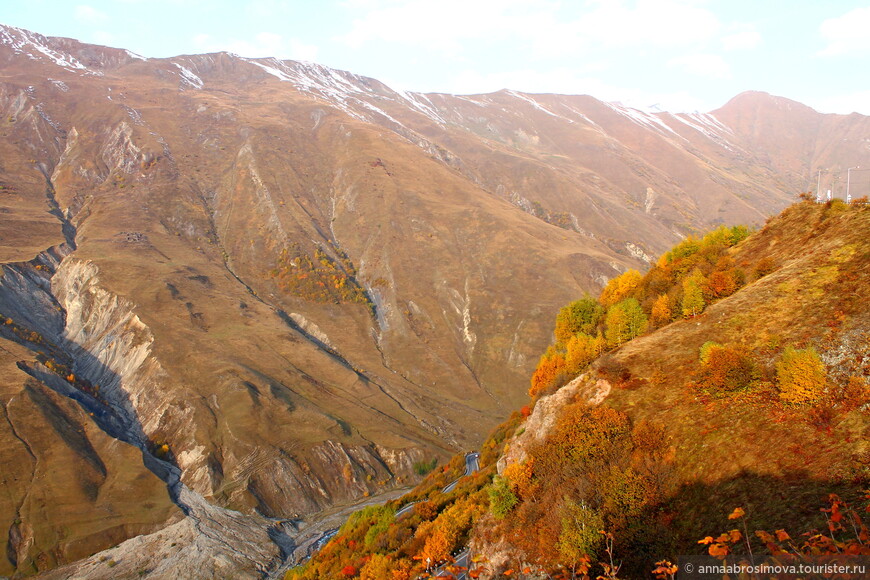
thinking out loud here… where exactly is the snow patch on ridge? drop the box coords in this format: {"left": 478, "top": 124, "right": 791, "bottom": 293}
{"left": 393, "top": 89, "right": 446, "bottom": 124}
{"left": 244, "top": 58, "right": 368, "bottom": 122}
{"left": 242, "top": 57, "right": 448, "bottom": 127}
{"left": 562, "top": 105, "right": 603, "bottom": 129}
{"left": 0, "top": 24, "right": 92, "bottom": 73}
{"left": 605, "top": 101, "right": 681, "bottom": 138}
{"left": 173, "top": 62, "right": 203, "bottom": 89}
{"left": 667, "top": 112, "right": 736, "bottom": 150}
{"left": 506, "top": 90, "right": 572, "bottom": 122}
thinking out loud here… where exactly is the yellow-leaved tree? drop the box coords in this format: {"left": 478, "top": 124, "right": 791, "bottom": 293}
{"left": 776, "top": 346, "right": 827, "bottom": 404}
{"left": 599, "top": 269, "right": 642, "bottom": 307}
{"left": 359, "top": 554, "right": 394, "bottom": 580}
{"left": 604, "top": 298, "right": 647, "bottom": 347}
{"left": 565, "top": 332, "right": 605, "bottom": 374}
{"left": 681, "top": 272, "right": 706, "bottom": 318}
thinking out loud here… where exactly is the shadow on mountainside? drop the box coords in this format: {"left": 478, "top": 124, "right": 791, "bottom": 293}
{"left": 616, "top": 471, "right": 865, "bottom": 578}
{"left": 0, "top": 249, "right": 184, "bottom": 505}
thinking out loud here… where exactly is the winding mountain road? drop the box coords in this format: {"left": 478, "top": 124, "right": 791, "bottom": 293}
{"left": 397, "top": 452, "right": 481, "bottom": 518}
{"left": 442, "top": 452, "right": 480, "bottom": 494}
{"left": 432, "top": 548, "right": 472, "bottom": 579}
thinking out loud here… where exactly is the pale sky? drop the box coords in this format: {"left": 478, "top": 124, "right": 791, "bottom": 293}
{"left": 4, "top": 0, "right": 870, "bottom": 114}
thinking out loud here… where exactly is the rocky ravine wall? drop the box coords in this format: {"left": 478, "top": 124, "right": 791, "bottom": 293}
{"left": 51, "top": 255, "right": 427, "bottom": 515}
{"left": 0, "top": 246, "right": 174, "bottom": 574}
{"left": 0, "top": 248, "right": 424, "bottom": 576}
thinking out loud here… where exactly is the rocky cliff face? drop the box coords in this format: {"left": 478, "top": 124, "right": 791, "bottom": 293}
{"left": 495, "top": 372, "right": 612, "bottom": 475}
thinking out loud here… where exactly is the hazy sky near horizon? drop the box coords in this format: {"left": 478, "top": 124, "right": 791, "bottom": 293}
{"left": 4, "top": 0, "right": 870, "bottom": 114}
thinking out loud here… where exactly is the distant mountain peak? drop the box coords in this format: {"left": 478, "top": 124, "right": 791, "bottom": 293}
{"left": 718, "top": 90, "right": 821, "bottom": 115}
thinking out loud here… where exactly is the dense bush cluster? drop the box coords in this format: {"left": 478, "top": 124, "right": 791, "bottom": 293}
{"left": 478, "top": 405, "right": 673, "bottom": 576}
{"left": 531, "top": 225, "right": 754, "bottom": 397}
{"left": 694, "top": 343, "right": 760, "bottom": 396}
{"left": 269, "top": 243, "right": 372, "bottom": 305}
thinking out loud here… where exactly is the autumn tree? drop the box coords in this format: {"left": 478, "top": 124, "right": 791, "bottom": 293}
{"left": 604, "top": 298, "right": 647, "bottom": 347}
{"left": 504, "top": 460, "right": 538, "bottom": 501}
{"left": 726, "top": 224, "right": 750, "bottom": 245}
{"left": 415, "top": 496, "right": 482, "bottom": 567}
{"left": 705, "top": 269, "right": 738, "bottom": 299}
{"left": 418, "top": 524, "right": 451, "bottom": 564}
{"left": 565, "top": 332, "right": 605, "bottom": 374}
{"left": 599, "top": 269, "right": 643, "bottom": 307}
{"left": 650, "top": 294, "right": 672, "bottom": 327}
{"left": 529, "top": 351, "right": 568, "bottom": 397}
{"left": 363, "top": 506, "right": 395, "bottom": 547}
{"left": 776, "top": 346, "right": 827, "bottom": 404}
{"left": 557, "top": 499, "right": 604, "bottom": 568}
{"left": 664, "top": 237, "right": 700, "bottom": 263}
{"left": 359, "top": 555, "right": 393, "bottom": 580}
{"left": 696, "top": 344, "right": 759, "bottom": 395}
{"left": 488, "top": 475, "right": 518, "bottom": 519}
{"left": 554, "top": 297, "right": 604, "bottom": 344}
{"left": 680, "top": 273, "right": 706, "bottom": 317}
{"left": 661, "top": 237, "right": 702, "bottom": 278}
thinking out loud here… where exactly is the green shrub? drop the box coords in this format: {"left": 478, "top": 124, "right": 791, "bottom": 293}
{"left": 412, "top": 458, "right": 438, "bottom": 476}
{"left": 488, "top": 475, "right": 518, "bottom": 519}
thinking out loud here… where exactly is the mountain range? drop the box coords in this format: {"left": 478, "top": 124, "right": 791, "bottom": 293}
{"left": 0, "top": 23, "right": 869, "bottom": 577}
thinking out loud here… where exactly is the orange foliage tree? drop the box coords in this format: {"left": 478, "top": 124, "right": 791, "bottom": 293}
{"left": 705, "top": 269, "right": 738, "bottom": 299}
{"left": 650, "top": 294, "right": 672, "bottom": 327}
{"left": 694, "top": 344, "right": 759, "bottom": 395}
{"left": 529, "top": 351, "right": 568, "bottom": 397}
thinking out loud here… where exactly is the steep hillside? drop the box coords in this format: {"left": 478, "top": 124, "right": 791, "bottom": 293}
{"left": 290, "top": 200, "right": 869, "bottom": 579}
{"left": 2, "top": 22, "right": 870, "bottom": 577}
{"left": 476, "top": 199, "right": 870, "bottom": 577}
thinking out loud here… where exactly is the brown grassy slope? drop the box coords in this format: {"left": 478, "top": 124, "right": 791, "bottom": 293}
{"left": 295, "top": 202, "right": 869, "bottom": 578}
{"left": 589, "top": 200, "right": 869, "bottom": 549}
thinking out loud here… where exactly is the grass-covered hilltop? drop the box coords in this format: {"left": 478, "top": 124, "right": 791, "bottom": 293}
{"left": 288, "top": 197, "right": 870, "bottom": 579}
